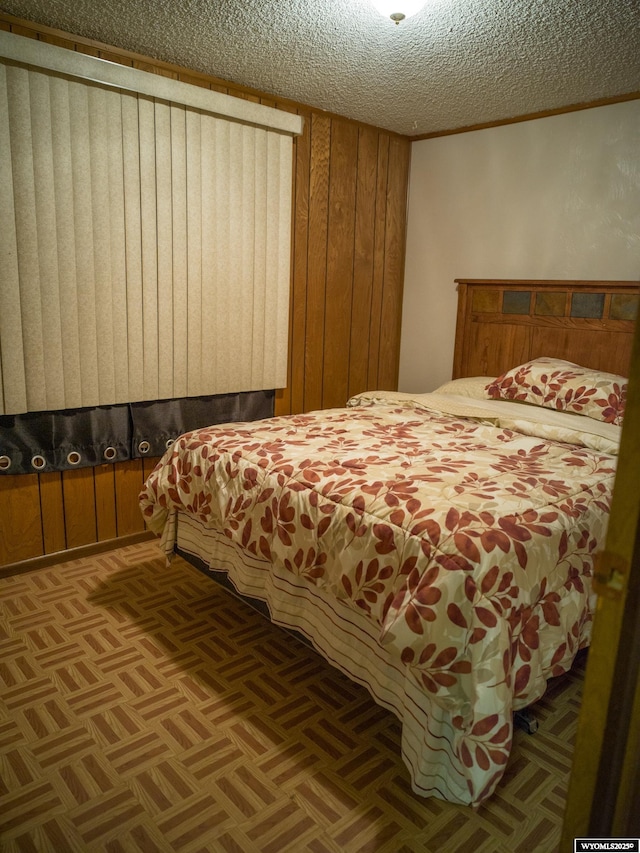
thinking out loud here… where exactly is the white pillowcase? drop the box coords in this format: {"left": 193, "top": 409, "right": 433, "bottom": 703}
{"left": 433, "top": 376, "right": 495, "bottom": 400}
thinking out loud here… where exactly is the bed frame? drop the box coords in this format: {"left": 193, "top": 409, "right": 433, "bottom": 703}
{"left": 454, "top": 279, "right": 638, "bottom": 379}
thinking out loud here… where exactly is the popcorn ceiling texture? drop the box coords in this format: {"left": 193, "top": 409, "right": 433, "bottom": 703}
{"left": 2, "top": 0, "right": 639, "bottom": 135}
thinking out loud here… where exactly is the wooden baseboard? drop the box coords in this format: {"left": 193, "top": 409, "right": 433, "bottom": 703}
{"left": 0, "top": 530, "right": 158, "bottom": 578}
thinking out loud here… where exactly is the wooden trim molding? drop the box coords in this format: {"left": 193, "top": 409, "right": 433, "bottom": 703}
{"left": 411, "top": 91, "right": 640, "bottom": 141}
{"left": 0, "top": 530, "right": 158, "bottom": 578}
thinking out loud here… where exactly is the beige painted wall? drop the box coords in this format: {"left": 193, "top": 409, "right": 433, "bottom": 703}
{"left": 399, "top": 100, "right": 640, "bottom": 393}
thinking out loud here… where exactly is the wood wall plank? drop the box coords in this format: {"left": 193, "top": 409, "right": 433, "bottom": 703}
{"left": 0, "top": 14, "right": 411, "bottom": 569}
{"left": 115, "top": 460, "right": 146, "bottom": 536}
{"left": 143, "top": 457, "right": 161, "bottom": 480}
{"left": 378, "top": 135, "right": 411, "bottom": 389}
{"left": 0, "top": 474, "right": 43, "bottom": 564}
{"left": 286, "top": 109, "right": 311, "bottom": 417}
{"left": 94, "top": 464, "right": 118, "bottom": 542}
{"left": 305, "top": 112, "right": 332, "bottom": 413}
{"left": 368, "top": 134, "right": 391, "bottom": 391}
{"left": 0, "top": 458, "right": 160, "bottom": 567}
{"left": 39, "top": 472, "right": 66, "bottom": 554}
{"left": 323, "top": 119, "right": 358, "bottom": 409}
{"left": 61, "top": 468, "right": 97, "bottom": 549}
{"left": 349, "top": 126, "right": 378, "bottom": 399}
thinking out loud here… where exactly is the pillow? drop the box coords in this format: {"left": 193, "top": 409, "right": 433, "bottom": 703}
{"left": 485, "top": 357, "right": 627, "bottom": 425}
{"left": 434, "top": 376, "right": 495, "bottom": 399}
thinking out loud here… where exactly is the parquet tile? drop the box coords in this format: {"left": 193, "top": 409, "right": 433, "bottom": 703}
{"left": 0, "top": 541, "right": 586, "bottom": 851}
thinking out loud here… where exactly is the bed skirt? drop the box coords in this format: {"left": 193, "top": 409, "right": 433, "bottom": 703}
{"left": 171, "top": 510, "right": 496, "bottom": 806}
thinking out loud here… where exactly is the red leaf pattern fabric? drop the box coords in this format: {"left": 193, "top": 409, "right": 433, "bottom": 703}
{"left": 140, "top": 397, "right": 617, "bottom": 803}
{"left": 486, "top": 357, "right": 627, "bottom": 425}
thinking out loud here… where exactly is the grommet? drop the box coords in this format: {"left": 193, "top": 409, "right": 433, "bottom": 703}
{"left": 103, "top": 446, "right": 117, "bottom": 461}
{"left": 165, "top": 438, "right": 174, "bottom": 449}
{"left": 31, "top": 454, "right": 46, "bottom": 470}
{"left": 138, "top": 440, "right": 150, "bottom": 455}
{"left": 0, "top": 455, "right": 11, "bottom": 471}
{"left": 67, "top": 451, "right": 81, "bottom": 466}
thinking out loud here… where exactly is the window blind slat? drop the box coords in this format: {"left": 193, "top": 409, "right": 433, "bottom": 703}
{"left": 214, "top": 119, "right": 232, "bottom": 392}
{"left": 8, "top": 65, "right": 47, "bottom": 412}
{"left": 0, "top": 64, "right": 26, "bottom": 414}
{"left": 31, "top": 72, "right": 66, "bottom": 410}
{"left": 264, "top": 131, "right": 281, "bottom": 386}
{"left": 138, "top": 95, "right": 159, "bottom": 402}
{"left": 69, "top": 79, "right": 100, "bottom": 407}
{"left": 200, "top": 114, "right": 217, "bottom": 389}
{"left": 171, "top": 102, "right": 188, "bottom": 399}
{"left": 89, "top": 86, "right": 117, "bottom": 404}
{"left": 155, "top": 99, "right": 174, "bottom": 400}
{"left": 276, "top": 133, "right": 294, "bottom": 388}
{"left": 121, "top": 93, "right": 144, "bottom": 402}
{"left": 240, "top": 124, "right": 256, "bottom": 390}
{"left": 186, "top": 110, "right": 203, "bottom": 398}
{"left": 51, "top": 75, "right": 82, "bottom": 409}
{"left": 106, "top": 88, "right": 129, "bottom": 403}
{"left": 252, "top": 129, "right": 268, "bottom": 388}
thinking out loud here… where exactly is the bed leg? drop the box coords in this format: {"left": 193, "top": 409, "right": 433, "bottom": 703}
{"left": 514, "top": 708, "right": 538, "bottom": 734}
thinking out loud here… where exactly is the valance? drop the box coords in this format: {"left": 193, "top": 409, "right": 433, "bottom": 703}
{"left": 0, "top": 31, "right": 303, "bottom": 136}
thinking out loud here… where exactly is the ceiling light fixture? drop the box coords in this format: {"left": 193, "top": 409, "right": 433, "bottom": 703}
{"left": 370, "top": 0, "right": 425, "bottom": 24}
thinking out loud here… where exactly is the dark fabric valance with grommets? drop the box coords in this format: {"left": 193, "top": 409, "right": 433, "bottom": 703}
{"left": 0, "top": 391, "right": 274, "bottom": 475}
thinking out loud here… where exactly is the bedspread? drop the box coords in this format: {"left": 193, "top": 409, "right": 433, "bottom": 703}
{"left": 140, "top": 394, "right": 618, "bottom": 803}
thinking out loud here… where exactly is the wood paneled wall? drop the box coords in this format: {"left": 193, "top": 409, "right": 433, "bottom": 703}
{"left": 0, "top": 460, "right": 159, "bottom": 569}
{"left": 0, "top": 14, "right": 411, "bottom": 568}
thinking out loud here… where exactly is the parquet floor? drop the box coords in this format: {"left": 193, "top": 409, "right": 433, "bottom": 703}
{"left": 0, "top": 541, "right": 584, "bottom": 852}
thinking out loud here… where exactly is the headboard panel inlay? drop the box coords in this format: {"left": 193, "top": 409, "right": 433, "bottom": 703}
{"left": 453, "top": 279, "right": 639, "bottom": 380}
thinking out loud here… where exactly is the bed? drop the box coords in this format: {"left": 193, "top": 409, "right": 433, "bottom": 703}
{"left": 139, "top": 279, "right": 638, "bottom": 806}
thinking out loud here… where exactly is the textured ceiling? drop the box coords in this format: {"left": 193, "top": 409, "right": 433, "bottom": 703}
{"left": 2, "top": 0, "right": 640, "bottom": 136}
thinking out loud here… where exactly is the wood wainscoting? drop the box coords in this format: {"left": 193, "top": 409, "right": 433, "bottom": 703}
{"left": 0, "top": 459, "right": 161, "bottom": 568}
{"left": 0, "top": 14, "right": 411, "bottom": 569}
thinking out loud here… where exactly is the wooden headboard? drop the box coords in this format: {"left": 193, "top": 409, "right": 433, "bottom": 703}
{"left": 453, "top": 279, "right": 639, "bottom": 379}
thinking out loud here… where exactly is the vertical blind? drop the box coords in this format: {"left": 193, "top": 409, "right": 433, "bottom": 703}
{"left": 0, "top": 32, "right": 302, "bottom": 416}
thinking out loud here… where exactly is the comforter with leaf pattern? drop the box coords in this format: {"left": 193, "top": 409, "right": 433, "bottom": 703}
{"left": 140, "top": 392, "right": 618, "bottom": 803}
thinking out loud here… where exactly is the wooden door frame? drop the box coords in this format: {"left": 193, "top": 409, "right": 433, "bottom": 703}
{"left": 561, "top": 314, "right": 640, "bottom": 841}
